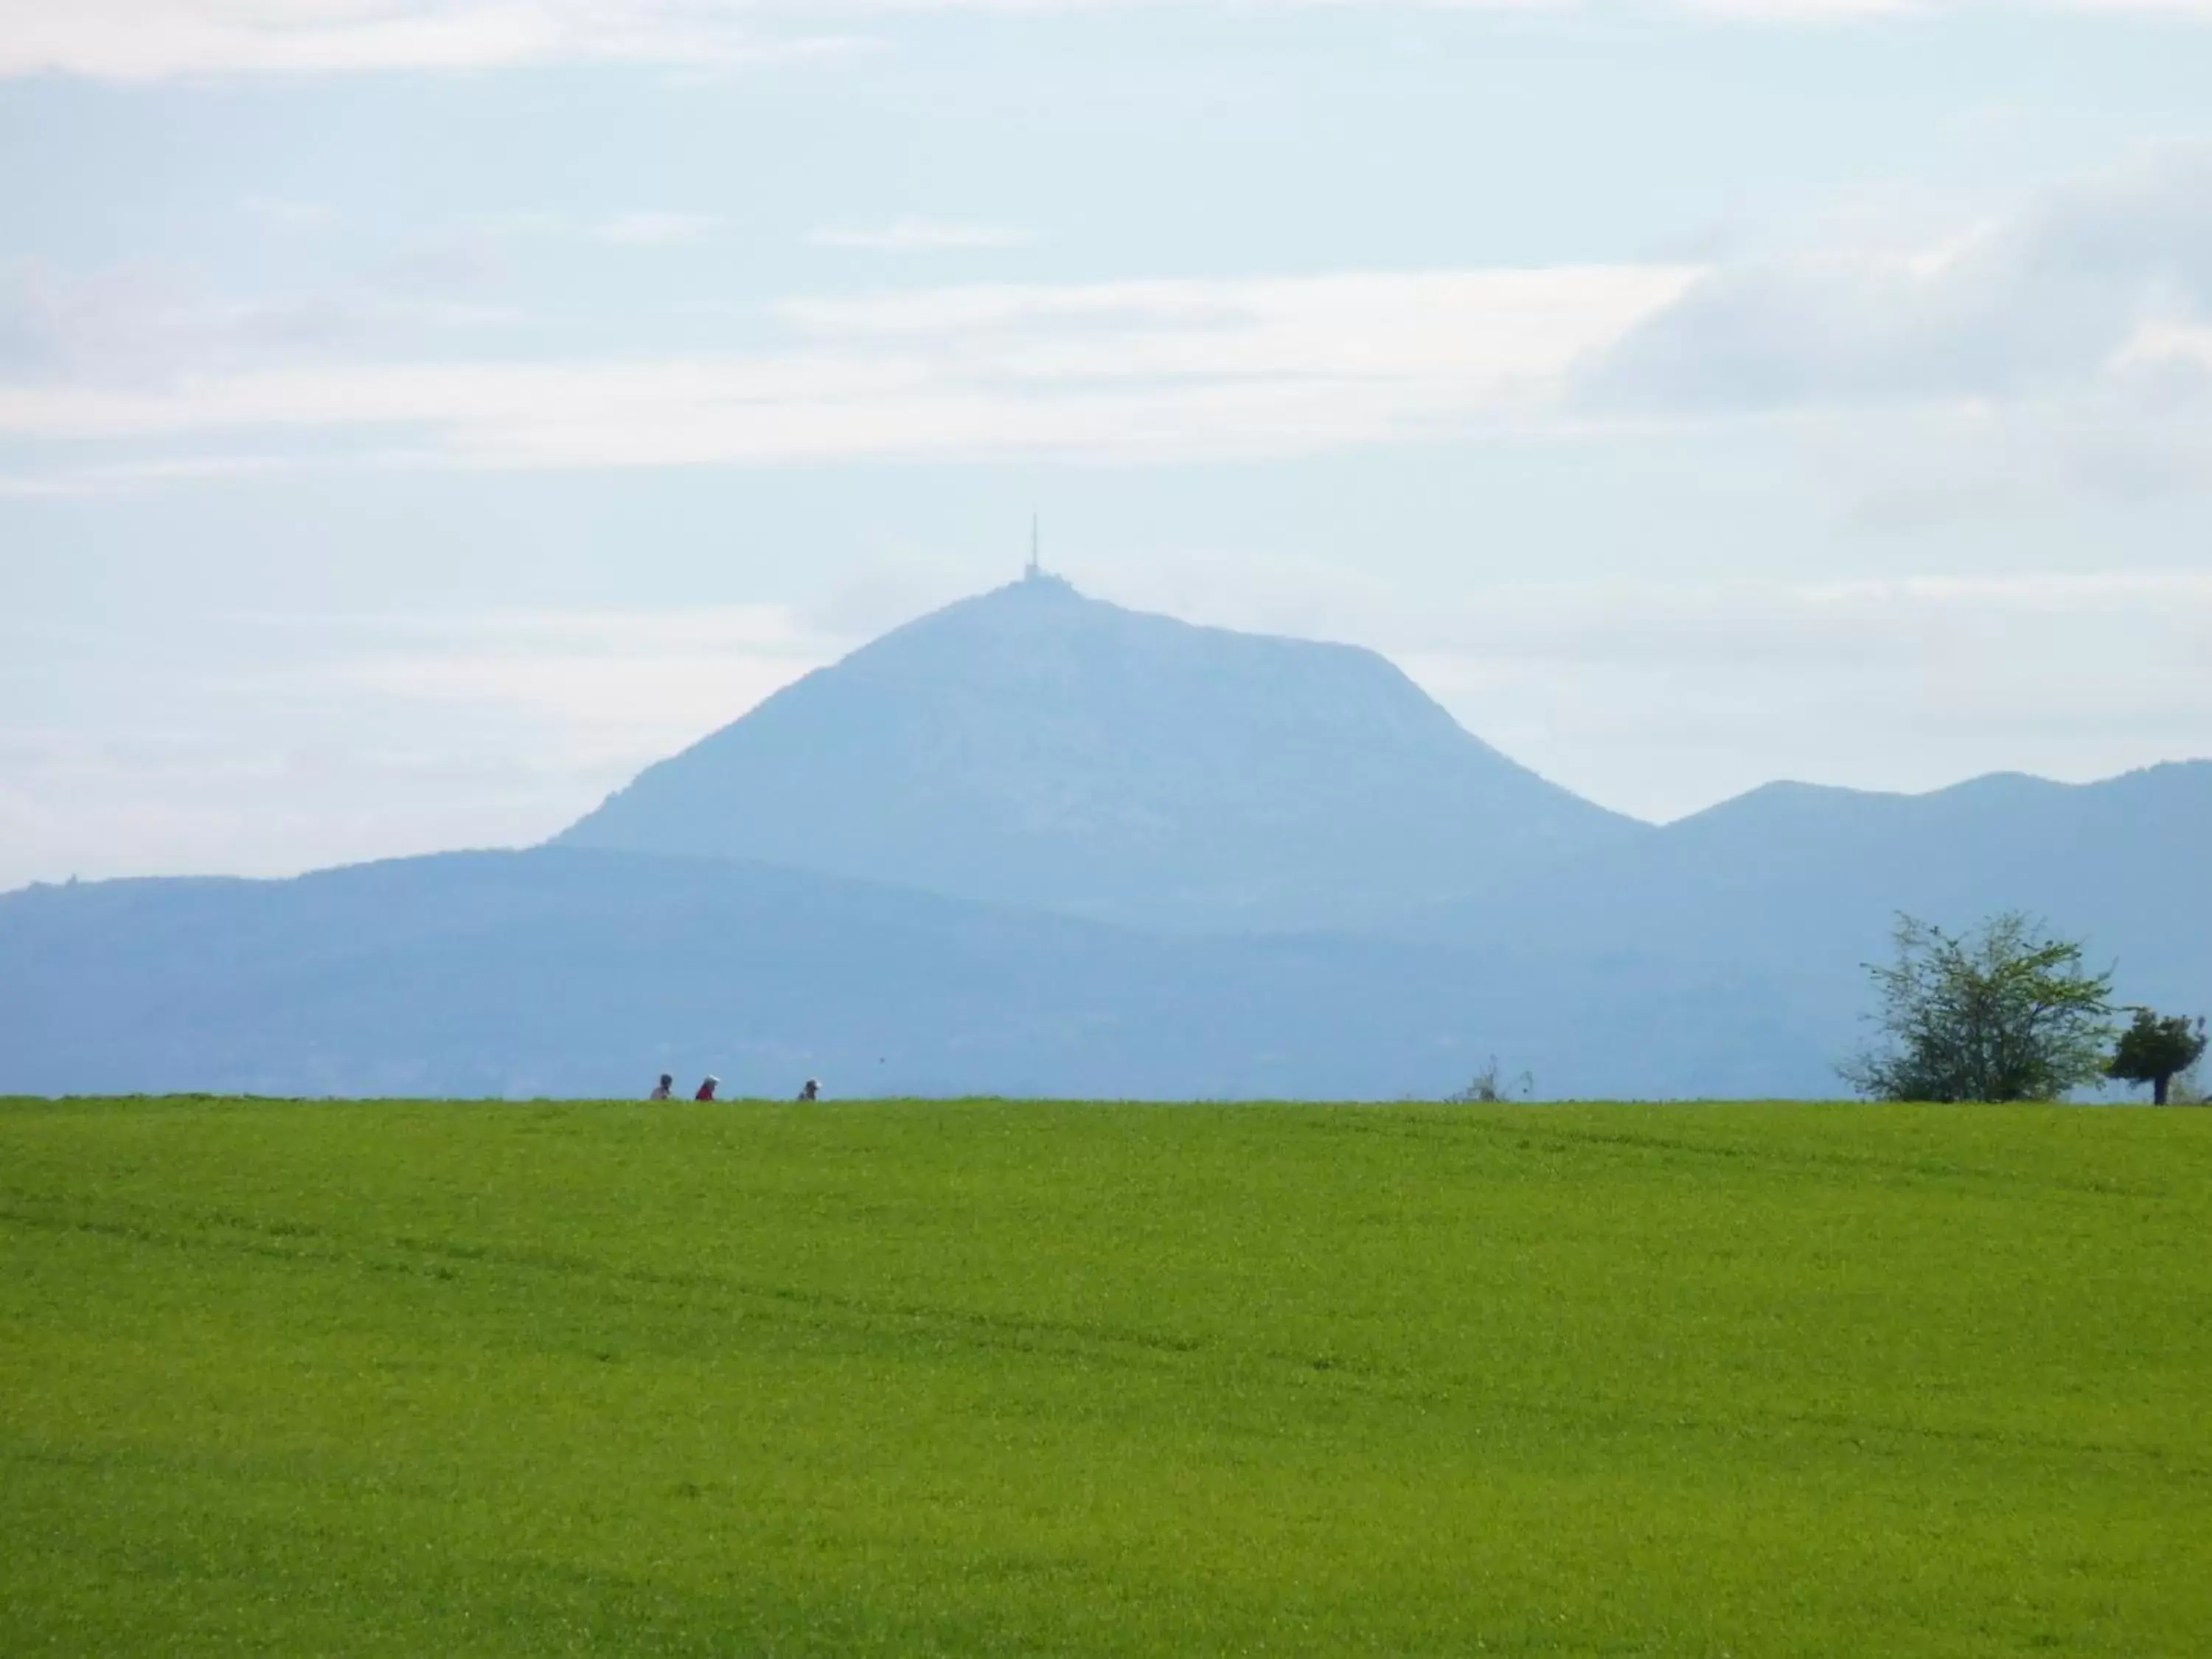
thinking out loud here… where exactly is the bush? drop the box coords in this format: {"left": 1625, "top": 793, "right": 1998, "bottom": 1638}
{"left": 1840, "top": 912, "right": 2115, "bottom": 1103}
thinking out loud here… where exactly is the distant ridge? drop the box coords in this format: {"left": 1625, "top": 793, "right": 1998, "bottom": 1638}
{"left": 8, "top": 754, "right": 2203, "bottom": 1099}
{"left": 1391, "top": 759, "right": 2212, "bottom": 1075}
{"left": 558, "top": 578, "right": 1643, "bottom": 931}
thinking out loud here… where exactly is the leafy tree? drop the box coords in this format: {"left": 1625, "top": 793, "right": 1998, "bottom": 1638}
{"left": 1840, "top": 912, "right": 2115, "bottom": 1103}
{"left": 2107, "top": 1009, "right": 2208, "bottom": 1105}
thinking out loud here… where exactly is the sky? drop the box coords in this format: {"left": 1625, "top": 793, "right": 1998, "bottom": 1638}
{"left": 3, "top": 0, "right": 2211, "bottom": 888}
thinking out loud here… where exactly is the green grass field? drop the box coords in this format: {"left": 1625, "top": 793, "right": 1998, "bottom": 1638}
{"left": 4, "top": 1097, "right": 2208, "bottom": 1656}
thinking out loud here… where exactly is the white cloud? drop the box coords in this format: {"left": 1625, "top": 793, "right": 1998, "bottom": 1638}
{"left": 1411, "top": 570, "right": 2212, "bottom": 821}
{"left": 808, "top": 219, "right": 1035, "bottom": 252}
{"left": 481, "top": 209, "right": 720, "bottom": 246}
{"left": 1087, "top": 554, "right": 2212, "bottom": 821}
{"left": 0, "top": 604, "right": 838, "bottom": 888}
{"left": 0, "top": 266, "right": 1700, "bottom": 470}
{"left": 1589, "top": 149, "right": 2212, "bottom": 415}
{"left": 4, "top": 1, "right": 2211, "bottom": 80}
{"left": 2115, "top": 318, "right": 2212, "bottom": 374}
{"left": 0, "top": 1, "right": 870, "bottom": 80}
{"left": 9, "top": 156, "right": 2208, "bottom": 495}
{"left": 0, "top": 259, "right": 529, "bottom": 386}
{"left": 238, "top": 195, "right": 340, "bottom": 228}
{"left": 0, "top": 455, "right": 292, "bottom": 498}
{"left": 327, "top": 605, "right": 831, "bottom": 765}
{"left": 1570, "top": 150, "right": 2212, "bottom": 517}
{"left": 588, "top": 211, "right": 723, "bottom": 246}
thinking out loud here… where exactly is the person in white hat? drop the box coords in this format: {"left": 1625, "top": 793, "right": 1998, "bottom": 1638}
{"left": 694, "top": 1075, "right": 719, "bottom": 1102}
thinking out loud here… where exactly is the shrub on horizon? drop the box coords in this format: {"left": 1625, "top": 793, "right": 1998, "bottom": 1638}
{"left": 1840, "top": 911, "right": 2115, "bottom": 1104}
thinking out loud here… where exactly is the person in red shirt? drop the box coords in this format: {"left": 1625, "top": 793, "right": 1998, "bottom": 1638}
{"left": 695, "top": 1075, "right": 719, "bottom": 1102}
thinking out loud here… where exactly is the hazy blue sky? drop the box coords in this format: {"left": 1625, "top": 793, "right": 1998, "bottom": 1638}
{"left": 4, "top": 1, "right": 2211, "bottom": 887}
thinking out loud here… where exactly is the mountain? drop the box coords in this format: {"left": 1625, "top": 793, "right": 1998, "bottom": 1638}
{"left": 1393, "top": 760, "right": 2212, "bottom": 1082}
{"left": 5, "top": 577, "right": 2204, "bottom": 1102}
{"left": 0, "top": 847, "right": 1804, "bottom": 1102}
{"left": 557, "top": 574, "right": 1641, "bottom": 931}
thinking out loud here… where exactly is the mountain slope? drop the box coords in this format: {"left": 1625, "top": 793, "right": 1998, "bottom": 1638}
{"left": 558, "top": 576, "right": 1642, "bottom": 931}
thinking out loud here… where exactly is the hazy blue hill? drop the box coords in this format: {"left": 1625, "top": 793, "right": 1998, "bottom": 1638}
{"left": 7, "top": 756, "right": 2200, "bottom": 1101}
{"left": 557, "top": 575, "right": 1642, "bottom": 931}
{"left": 1398, "top": 759, "right": 2212, "bottom": 1074}
{"left": 1419, "top": 760, "right": 2208, "bottom": 963}
{"left": 0, "top": 849, "right": 1136, "bottom": 1100}
{"left": 0, "top": 847, "right": 1808, "bottom": 1102}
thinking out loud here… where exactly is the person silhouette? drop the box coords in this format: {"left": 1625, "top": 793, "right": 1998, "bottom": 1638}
{"left": 798, "top": 1079, "right": 819, "bottom": 1102}
{"left": 650, "top": 1074, "right": 672, "bottom": 1101}
{"left": 695, "top": 1075, "right": 719, "bottom": 1102}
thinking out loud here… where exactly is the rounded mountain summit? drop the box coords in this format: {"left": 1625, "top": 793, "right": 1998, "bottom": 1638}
{"left": 557, "top": 575, "right": 1644, "bottom": 932}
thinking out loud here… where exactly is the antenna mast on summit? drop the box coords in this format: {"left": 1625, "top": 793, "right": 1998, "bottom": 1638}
{"left": 1026, "top": 514, "right": 1042, "bottom": 582}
